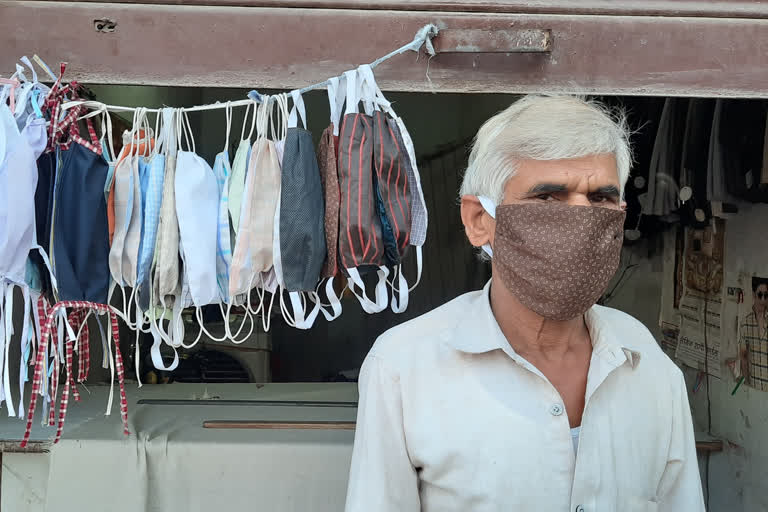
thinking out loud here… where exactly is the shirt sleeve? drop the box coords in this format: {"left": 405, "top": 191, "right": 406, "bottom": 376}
{"left": 345, "top": 354, "right": 421, "bottom": 512}
{"left": 656, "top": 371, "right": 706, "bottom": 511}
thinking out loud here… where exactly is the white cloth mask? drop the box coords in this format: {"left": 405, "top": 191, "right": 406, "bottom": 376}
{"left": 174, "top": 111, "right": 220, "bottom": 308}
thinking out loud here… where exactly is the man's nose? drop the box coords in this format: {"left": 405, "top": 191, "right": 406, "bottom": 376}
{"left": 567, "top": 193, "right": 592, "bottom": 207}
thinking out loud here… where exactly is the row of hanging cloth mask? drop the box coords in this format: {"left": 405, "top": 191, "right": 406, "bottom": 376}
{"left": 99, "top": 64, "right": 429, "bottom": 381}
{"left": 0, "top": 61, "right": 428, "bottom": 443}
{"left": 1, "top": 59, "right": 130, "bottom": 447}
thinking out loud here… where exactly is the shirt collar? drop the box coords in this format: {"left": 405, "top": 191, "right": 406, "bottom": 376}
{"left": 444, "top": 280, "right": 641, "bottom": 369}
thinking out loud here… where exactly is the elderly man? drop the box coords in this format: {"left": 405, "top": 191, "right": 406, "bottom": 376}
{"left": 345, "top": 96, "right": 704, "bottom": 511}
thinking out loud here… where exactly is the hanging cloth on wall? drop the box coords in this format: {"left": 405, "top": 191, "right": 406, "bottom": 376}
{"left": 152, "top": 108, "right": 181, "bottom": 307}
{"left": 108, "top": 108, "right": 153, "bottom": 323}
{"left": 50, "top": 100, "right": 112, "bottom": 304}
{"left": 228, "top": 101, "right": 257, "bottom": 239}
{"left": 278, "top": 90, "right": 326, "bottom": 329}
{"left": 229, "top": 97, "right": 281, "bottom": 320}
{"left": 213, "top": 103, "right": 234, "bottom": 304}
{"left": 314, "top": 76, "right": 345, "bottom": 322}
{"left": 136, "top": 111, "right": 169, "bottom": 313}
{"left": 360, "top": 64, "right": 422, "bottom": 313}
{"left": 337, "top": 69, "right": 389, "bottom": 314}
{"left": 174, "top": 109, "right": 221, "bottom": 322}
{"left": 0, "top": 99, "right": 43, "bottom": 418}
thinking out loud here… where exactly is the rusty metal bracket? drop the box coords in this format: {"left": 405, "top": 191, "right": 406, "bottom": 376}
{"left": 93, "top": 18, "right": 117, "bottom": 33}
{"left": 434, "top": 28, "right": 552, "bottom": 53}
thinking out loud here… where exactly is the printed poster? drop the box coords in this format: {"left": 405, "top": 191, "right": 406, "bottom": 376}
{"left": 674, "top": 220, "right": 724, "bottom": 377}
{"left": 737, "top": 276, "right": 768, "bottom": 391}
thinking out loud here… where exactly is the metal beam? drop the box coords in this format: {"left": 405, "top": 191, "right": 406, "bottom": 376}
{"left": 2, "top": 2, "right": 768, "bottom": 97}
{"left": 20, "top": 0, "right": 768, "bottom": 19}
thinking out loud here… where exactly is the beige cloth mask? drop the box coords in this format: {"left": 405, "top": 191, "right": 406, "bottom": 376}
{"left": 481, "top": 199, "right": 626, "bottom": 321}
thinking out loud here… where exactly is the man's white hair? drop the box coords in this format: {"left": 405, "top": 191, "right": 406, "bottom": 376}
{"left": 460, "top": 95, "right": 632, "bottom": 204}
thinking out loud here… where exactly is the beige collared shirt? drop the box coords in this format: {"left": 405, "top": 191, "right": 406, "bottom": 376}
{"left": 345, "top": 282, "right": 704, "bottom": 512}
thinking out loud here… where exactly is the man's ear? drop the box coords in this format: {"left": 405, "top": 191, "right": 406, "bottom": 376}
{"left": 461, "top": 195, "right": 494, "bottom": 248}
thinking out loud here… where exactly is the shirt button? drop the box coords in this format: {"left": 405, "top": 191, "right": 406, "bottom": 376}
{"left": 549, "top": 404, "right": 564, "bottom": 416}
{"left": 575, "top": 506, "right": 585, "bottom": 512}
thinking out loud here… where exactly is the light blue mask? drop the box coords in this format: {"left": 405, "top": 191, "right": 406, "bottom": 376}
{"left": 136, "top": 152, "right": 166, "bottom": 312}
{"left": 213, "top": 150, "right": 232, "bottom": 303}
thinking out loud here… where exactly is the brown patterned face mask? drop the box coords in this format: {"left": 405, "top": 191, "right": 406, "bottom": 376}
{"left": 484, "top": 201, "right": 626, "bottom": 321}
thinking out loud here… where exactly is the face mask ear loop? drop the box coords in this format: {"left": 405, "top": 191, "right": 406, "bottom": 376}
{"left": 183, "top": 109, "right": 195, "bottom": 154}
{"left": 104, "top": 309, "right": 115, "bottom": 417}
{"left": 280, "top": 288, "right": 297, "bottom": 328}
{"left": 176, "top": 107, "right": 184, "bottom": 152}
{"left": 194, "top": 305, "right": 229, "bottom": 342}
{"left": 246, "top": 273, "right": 266, "bottom": 317}
{"left": 180, "top": 308, "right": 206, "bottom": 349}
{"left": 262, "top": 287, "right": 276, "bottom": 332}
{"left": 100, "top": 107, "right": 116, "bottom": 164}
{"left": 142, "top": 109, "right": 152, "bottom": 159}
{"left": 224, "top": 102, "right": 232, "bottom": 154}
{"left": 239, "top": 103, "right": 252, "bottom": 142}
{"left": 268, "top": 96, "right": 277, "bottom": 141}
{"left": 281, "top": 94, "right": 289, "bottom": 140}
{"left": 150, "top": 110, "right": 162, "bottom": 159}
{"left": 224, "top": 301, "right": 255, "bottom": 345}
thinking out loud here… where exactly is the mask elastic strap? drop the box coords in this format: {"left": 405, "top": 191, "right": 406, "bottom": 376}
{"left": 170, "top": 293, "right": 185, "bottom": 349}
{"left": 100, "top": 106, "right": 116, "bottom": 164}
{"left": 288, "top": 90, "right": 307, "bottom": 130}
{"left": 327, "top": 76, "right": 346, "bottom": 137}
{"left": 0, "top": 283, "right": 10, "bottom": 416}
{"left": 477, "top": 195, "right": 497, "bottom": 258}
{"left": 343, "top": 69, "right": 359, "bottom": 116}
{"left": 387, "top": 244, "right": 423, "bottom": 293}
{"left": 240, "top": 101, "right": 257, "bottom": 142}
{"left": 18, "top": 288, "right": 33, "bottom": 417}
{"left": 148, "top": 299, "right": 179, "bottom": 371}
{"left": 359, "top": 64, "right": 396, "bottom": 117}
{"left": 262, "top": 287, "right": 276, "bottom": 332}
{"left": 389, "top": 265, "right": 409, "bottom": 314}
{"left": 357, "top": 65, "right": 375, "bottom": 116}
{"left": 279, "top": 94, "right": 289, "bottom": 140}
{"left": 223, "top": 101, "right": 233, "bottom": 153}
{"left": 104, "top": 309, "right": 115, "bottom": 416}
{"left": 347, "top": 267, "right": 390, "bottom": 314}
{"left": 180, "top": 307, "right": 205, "bottom": 349}
{"left": 281, "top": 289, "right": 321, "bottom": 330}
{"left": 224, "top": 301, "right": 255, "bottom": 345}
{"left": 21, "top": 56, "right": 39, "bottom": 84}
{"left": 194, "top": 304, "right": 229, "bottom": 342}
{"left": 317, "top": 277, "right": 343, "bottom": 321}
{"left": 149, "top": 319, "right": 179, "bottom": 371}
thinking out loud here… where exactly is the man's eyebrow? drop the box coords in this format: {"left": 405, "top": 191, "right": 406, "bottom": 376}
{"left": 527, "top": 183, "right": 568, "bottom": 195}
{"left": 593, "top": 185, "right": 621, "bottom": 198}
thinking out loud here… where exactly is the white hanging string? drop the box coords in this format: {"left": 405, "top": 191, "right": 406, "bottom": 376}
{"left": 58, "top": 24, "right": 439, "bottom": 116}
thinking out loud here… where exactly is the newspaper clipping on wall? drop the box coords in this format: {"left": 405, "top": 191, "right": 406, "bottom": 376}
{"left": 673, "top": 220, "right": 724, "bottom": 378}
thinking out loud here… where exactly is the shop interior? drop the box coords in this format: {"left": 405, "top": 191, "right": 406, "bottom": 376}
{"left": 2, "top": 81, "right": 767, "bottom": 511}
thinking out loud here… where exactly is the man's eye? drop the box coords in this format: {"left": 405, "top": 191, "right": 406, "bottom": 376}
{"left": 536, "top": 194, "right": 554, "bottom": 201}
{"left": 590, "top": 195, "right": 614, "bottom": 204}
